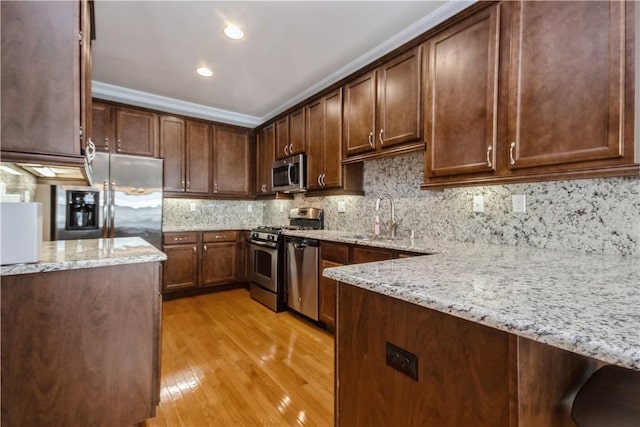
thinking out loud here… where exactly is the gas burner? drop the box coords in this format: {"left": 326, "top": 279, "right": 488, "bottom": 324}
{"left": 282, "top": 225, "right": 314, "bottom": 231}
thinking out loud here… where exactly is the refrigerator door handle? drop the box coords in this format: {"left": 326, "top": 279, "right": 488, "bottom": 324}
{"left": 102, "top": 181, "right": 109, "bottom": 238}
{"left": 109, "top": 182, "right": 116, "bottom": 238}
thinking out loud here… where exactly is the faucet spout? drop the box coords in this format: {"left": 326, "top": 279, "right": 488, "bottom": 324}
{"left": 374, "top": 193, "right": 397, "bottom": 238}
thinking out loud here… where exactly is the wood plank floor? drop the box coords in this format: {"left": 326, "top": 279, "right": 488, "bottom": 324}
{"left": 144, "top": 289, "right": 334, "bottom": 427}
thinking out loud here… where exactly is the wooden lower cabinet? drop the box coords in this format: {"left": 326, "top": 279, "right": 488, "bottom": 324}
{"left": 162, "top": 230, "right": 241, "bottom": 293}
{"left": 319, "top": 260, "right": 341, "bottom": 331}
{"left": 2, "top": 262, "right": 162, "bottom": 426}
{"left": 351, "top": 246, "right": 393, "bottom": 264}
{"left": 336, "top": 284, "right": 598, "bottom": 427}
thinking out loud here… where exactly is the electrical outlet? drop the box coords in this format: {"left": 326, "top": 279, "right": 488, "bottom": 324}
{"left": 337, "top": 201, "right": 346, "bottom": 213}
{"left": 512, "top": 194, "right": 526, "bottom": 213}
{"left": 386, "top": 342, "right": 418, "bottom": 381}
{"left": 279, "top": 204, "right": 284, "bottom": 213}
{"left": 189, "top": 202, "right": 196, "bottom": 212}
{"left": 247, "top": 204, "right": 253, "bottom": 213}
{"left": 473, "top": 195, "right": 484, "bottom": 213}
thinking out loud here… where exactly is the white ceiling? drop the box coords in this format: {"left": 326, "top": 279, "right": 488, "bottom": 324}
{"left": 92, "top": 1, "right": 473, "bottom": 127}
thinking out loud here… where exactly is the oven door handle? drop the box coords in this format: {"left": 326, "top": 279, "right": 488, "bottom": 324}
{"left": 250, "top": 240, "right": 278, "bottom": 249}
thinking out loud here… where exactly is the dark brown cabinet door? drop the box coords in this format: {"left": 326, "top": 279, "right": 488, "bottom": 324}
{"left": 201, "top": 243, "right": 237, "bottom": 286}
{"left": 257, "top": 124, "right": 275, "bottom": 194}
{"left": 306, "top": 98, "right": 325, "bottom": 191}
{"left": 351, "top": 247, "right": 393, "bottom": 264}
{"left": 508, "top": 1, "right": 625, "bottom": 170}
{"left": 343, "top": 71, "right": 377, "bottom": 157}
{"left": 115, "top": 107, "right": 158, "bottom": 157}
{"left": 91, "top": 102, "right": 115, "bottom": 153}
{"left": 425, "top": 5, "right": 500, "bottom": 178}
{"left": 160, "top": 116, "right": 185, "bottom": 192}
{"left": 323, "top": 89, "right": 343, "bottom": 188}
{"left": 212, "top": 126, "right": 251, "bottom": 196}
{"left": 319, "top": 260, "right": 340, "bottom": 332}
{"left": 377, "top": 47, "right": 421, "bottom": 149}
{"left": 162, "top": 244, "right": 199, "bottom": 292}
{"left": 1, "top": 1, "right": 82, "bottom": 158}
{"left": 275, "top": 116, "right": 290, "bottom": 160}
{"left": 185, "top": 121, "right": 210, "bottom": 194}
{"left": 289, "top": 108, "right": 306, "bottom": 156}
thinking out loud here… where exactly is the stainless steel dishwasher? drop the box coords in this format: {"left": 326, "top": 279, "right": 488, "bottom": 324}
{"left": 286, "top": 236, "right": 319, "bottom": 320}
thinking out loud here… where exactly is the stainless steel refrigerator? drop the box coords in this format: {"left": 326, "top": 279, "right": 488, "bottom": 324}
{"left": 52, "top": 152, "right": 163, "bottom": 249}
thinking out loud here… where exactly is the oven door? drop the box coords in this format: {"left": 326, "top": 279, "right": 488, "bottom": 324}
{"left": 249, "top": 240, "right": 279, "bottom": 292}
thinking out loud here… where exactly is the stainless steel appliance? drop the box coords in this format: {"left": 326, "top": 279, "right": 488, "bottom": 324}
{"left": 286, "top": 236, "right": 319, "bottom": 320}
{"left": 272, "top": 154, "right": 306, "bottom": 193}
{"left": 51, "top": 152, "right": 163, "bottom": 249}
{"left": 249, "top": 207, "right": 324, "bottom": 312}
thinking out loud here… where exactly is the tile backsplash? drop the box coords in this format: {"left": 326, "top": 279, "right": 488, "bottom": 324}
{"left": 162, "top": 198, "right": 263, "bottom": 230}
{"left": 265, "top": 152, "right": 640, "bottom": 257}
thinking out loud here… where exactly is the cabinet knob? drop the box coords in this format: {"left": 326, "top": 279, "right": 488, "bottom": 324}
{"left": 104, "top": 137, "right": 109, "bottom": 151}
{"left": 117, "top": 139, "right": 122, "bottom": 152}
{"left": 379, "top": 129, "right": 384, "bottom": 145}
{"left": 193, "top": 246, "right": 197, "bottom": 253}
{"left": 214, "top": 183, "right": 218, "bottom": 193}
{"left": 509, "top": 142, "right": 516, "bottom": 165}
{"left": 486, "top": 146, "right": 493, "bottom": 168}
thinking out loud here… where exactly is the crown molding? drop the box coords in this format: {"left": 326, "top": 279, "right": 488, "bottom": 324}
{"left": 91, "top": 81, "right": 262, "bottom": 127}
{"left": 260, "top": 0, "right": 476, "bottom": 122}
{"left": 92, "top": 1, "right": 475, "bottom": 128}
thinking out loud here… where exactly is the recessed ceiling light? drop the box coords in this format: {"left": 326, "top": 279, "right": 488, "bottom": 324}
{"left": 197, "top": 67, "right": 213, "bottom": 77}
{"left": 224, "top": 24, "right": 244, "bottom": 40}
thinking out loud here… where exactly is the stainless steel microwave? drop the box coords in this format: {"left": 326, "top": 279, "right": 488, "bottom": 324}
{"left": 272, "top": 154, "right": 306, "bottom": 193}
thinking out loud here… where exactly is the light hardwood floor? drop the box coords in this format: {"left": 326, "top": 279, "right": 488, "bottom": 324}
{"left": 144, "top": 289, "right": 334, "bottom": 427}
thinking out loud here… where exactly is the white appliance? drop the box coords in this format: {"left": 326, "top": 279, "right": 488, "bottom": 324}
{"left": 0, "top": 202, "right": 42, "bottom": 265}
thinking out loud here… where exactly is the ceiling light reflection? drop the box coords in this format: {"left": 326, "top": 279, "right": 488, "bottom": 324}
{"left": 224, "top": 24, "right": 244, "bottom": 40}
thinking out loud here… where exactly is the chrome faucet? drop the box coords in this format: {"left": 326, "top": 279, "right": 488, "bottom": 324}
{"left": 374, "top": 193, "right": 398, "bottom": 238}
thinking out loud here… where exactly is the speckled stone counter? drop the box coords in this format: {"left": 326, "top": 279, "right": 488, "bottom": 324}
{"left": 162, "top": 226, "right": 252, "bottom": 233}
{"left": 0, "top": 237, "right": 167, "bottom": 276}
{"left": 285, "top": 230, "right": 640, "bottom": 371}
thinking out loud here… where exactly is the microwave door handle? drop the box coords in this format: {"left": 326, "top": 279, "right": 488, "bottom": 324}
{"left": 288, "top": 163, "right": 295, "bottom": 186}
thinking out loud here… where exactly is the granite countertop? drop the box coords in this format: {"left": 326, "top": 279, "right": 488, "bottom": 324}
{"left": 317, "top": 233, "right": 640, "bottom": 371}
{"left": 162, "top": 226, "right": 252, "bottom": 233}
{"left": 1, "top": 237, "right": 167, "bottom": 276}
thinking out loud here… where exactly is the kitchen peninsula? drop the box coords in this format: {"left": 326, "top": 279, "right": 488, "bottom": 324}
{"left": 1, "top": 237, "right": 166, "bottom": 426}
{"left": 282, "top": 230, "right": 640, "bottom": 426}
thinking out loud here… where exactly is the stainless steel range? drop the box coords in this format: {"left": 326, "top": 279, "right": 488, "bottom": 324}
{"left": 248, "top": 208, "right": 324, "bottom": 312}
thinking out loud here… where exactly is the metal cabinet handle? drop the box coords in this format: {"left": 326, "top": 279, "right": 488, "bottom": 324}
{"left": 321, "top": 173, "right": 326, "bottom": 187}
{"left": 193, "top": 246, "right": 197, "bottom": 253}
{"left": 379, "top": 129, "right": 384, "bottom": 145}
{"left": 104, "top": 137, "right": 109, "bottom": 151}
{"left": 317, "top": 175, "right": 322, "bottom": 186}
{"left": 486, "top": 146, "right": 493, "bottom": 168}
{"left": 117, "top": 139, "right": 122, "bottom": 152}
{"left": 109, "top": 182, "right": 116, "bottom": 238}
{"left": 102, "top": 181, "right": 109, "bottom": 238}
{"left": 186, "top": 180, "right": 190, "bottom": 191}
{"left": 289, "top": 143, "right": 294, "bottom": 154}
{"left": 368, "top": 132, "right": 374, "bottom": 148}
{"left": 509, "top": 142, "right": 516, "bottom": 165}
{"left": 284, "top": 144, "right": 289, "bottom": 156}
{"left": 204, "top": 245, "right": 208, "bottom": 253}
{"left": 86, "top": 138, "right": 96, "bottom": 162}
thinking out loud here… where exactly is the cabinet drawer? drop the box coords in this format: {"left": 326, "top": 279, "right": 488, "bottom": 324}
{"left": 321, "top": 242, "right": 349, "bottom": 263}
{"left": 351, "top": 246, "right": 393, "bottom": 264}
{"left": 163, "top": 232, "right": 198, "bottom": 245}
{"left": 202, "top": 230, "right": 237, "bottom": 243}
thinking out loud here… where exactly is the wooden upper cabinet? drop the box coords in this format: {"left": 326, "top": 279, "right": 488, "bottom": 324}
{"left": 322, "top": 89, "right": 344, "bottom": 189}
{"left": 424, "top": 4, "right": 500, "bottom": 179}
{"left": 212, "top": 126, "right": 252, "bottom": 196}
{"left": 257, "top": 124, "right": 275, "bottom": 195}
{"left": 306, "top": 98, "right": 325, "bottom": 191}
{"left": 275, "top": 116, "right": 290, "bottom": 160}
{"left": 508, "top": 1, "right": 628, "bottom": 170}
{"left": 160, "top": 116, "right": 186, "bottom": 192}
{"left": 377, "top": 48, "right": 421, "bottom": 149}
{"left": 91, "top": 102, "right": 115, "bottom": 153}
{"left": 343, "top": 47, "right": 422, "bottom": 162}
{"left": 289, "top": 108, "right": 306, "bottom": 156}
{"left": 115, "top": 107, "right": 159, "bottom": 157}
{"left": 1, "top": 1, "right": 83, "bottom": 159}
{"left": 275, "top": 109, "right": 305, "bottom": 160}
{"left": 343, "top": 71, "right": 377, "bottom": 157}
{"left": 185, "top": 121, "right": 210, "bottom": 194}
